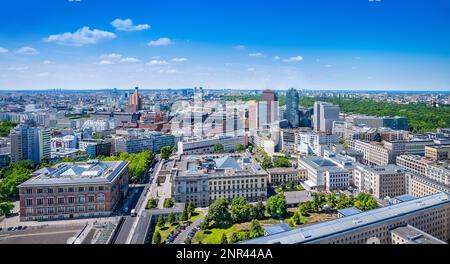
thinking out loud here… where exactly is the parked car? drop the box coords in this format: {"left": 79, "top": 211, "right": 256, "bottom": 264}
{"left": 7, "top": 227, "right": 13, "bottom": 231}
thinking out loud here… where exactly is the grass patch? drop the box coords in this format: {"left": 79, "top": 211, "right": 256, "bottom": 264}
{"left": 155, "top": 223, "right": 179, "bottom": 243}
{"left": 275, "top": 185, "right": 305, "bottom": 193}
{"left": 189, "top": 209, "right": 204, "bottom": 222}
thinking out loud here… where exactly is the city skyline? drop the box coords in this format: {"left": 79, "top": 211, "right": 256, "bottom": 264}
{"left": 1, "top": 0, "right": 450, "bottom": 91}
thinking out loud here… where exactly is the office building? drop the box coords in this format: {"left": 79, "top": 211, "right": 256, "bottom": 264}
{"left": 18, "top": 160, "right": 129, "bottom": 221}
{"left": 171, "top": 154, "right": 267, "bottom": 207}
{"left": 425, "top": 145, "right": 450, "bottom": 161}
{"left": 267, "top": 168, "right": 307, "bottom": 186}
{"left": 10, "top": 123, "right": 50, "bottom": 164}
{"left": 390, "top": 225, "right": 447, "bottom": 244}
{"left": 298, "top": 156, "right": 350, "bottom": 191}
{"left": 313, "top": 102, "right": 340, "bottom": 134}
{"left": 241, "top": 192, "right": 450, "bottom": 244}
{"left": 126, "top": 87, "right": 143, "bottom": 112}
{"left": 354, "top": 164, "right": 406, "bottom": 199}
{"left": 177, "top": 135, "right": 244, "bottom": 155}
{"left": 285, "top": 88, "right": 300, "bottom": 128}
{"left": 347, "top": 115, "right": 409, "bottom": 131}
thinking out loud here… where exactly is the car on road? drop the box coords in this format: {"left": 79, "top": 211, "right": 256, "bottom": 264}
{"left": 130, "top": 209, "right": 137, "bottom": 217}
{"left": 17, "top": 226, "right": 23, "bottom": 230}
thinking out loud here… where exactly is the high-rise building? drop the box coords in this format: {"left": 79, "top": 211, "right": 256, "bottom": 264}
{"left": 285, "top": 88, "right": 300, "bottom": 128}
{"left": 38, "top": 129, "right": 51, "bottom": 162}
{"left": 313, "top": 102, "right": 340, "bottom": 134}
{"left": 261, "top": 89, "right": 279, "bottom": 127}
{"left": 10, "top": 122, "right": 48, "bottom": 164}
{"left": 126, "top": 87, "right": 143, "bottom": 112}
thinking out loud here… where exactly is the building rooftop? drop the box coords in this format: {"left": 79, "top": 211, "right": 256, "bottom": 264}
{"left": 391, "top": 225, "right": 447, "bottom": 244}
{"left": 337, "top": 207, "right": 363, "bottom": 217}
{"left": 19, "top": 160, "right": 128, "bottom": 186}
{"left": 264, "top": 223, "right": 292, "bottom": 236}
{"left": 240, "top": 192, "right": 450, "bottom": 244}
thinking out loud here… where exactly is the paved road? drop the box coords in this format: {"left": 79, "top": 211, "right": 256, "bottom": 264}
{"left": 174, "top": 209, "right": 207, "bottom": 244}
{"left": 113, "top": 156, "right": 160, "bottom": 244}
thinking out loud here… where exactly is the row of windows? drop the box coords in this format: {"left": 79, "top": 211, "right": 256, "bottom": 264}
{"left": 28, "top": 204, "right": 105, "bottom": 216}
{"left": 26, "top": 194, "right": 105, "bottom": 206}
{"left": 25, "top": 186, "right": 106, "bottom": 194}
{"left": 210, "top": 178, "right": 265, "bottom": 185}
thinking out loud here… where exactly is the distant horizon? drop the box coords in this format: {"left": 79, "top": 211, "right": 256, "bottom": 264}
{"left": 1, "top": 87, "right": 449, "bottom": 94}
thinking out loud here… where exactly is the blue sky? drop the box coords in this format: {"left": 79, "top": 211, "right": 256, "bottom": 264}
{"left": 0, "top": 0, "right": 449, "bottom": 90}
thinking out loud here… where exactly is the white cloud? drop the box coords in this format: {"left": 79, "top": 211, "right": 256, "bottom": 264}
{"left": 0, "top": 47, "right": 9, "bottom": 53}
{"left": 247, "top": 67, "right": 255, "bottom": 72}
{"left": 283, "top": 56, "right": 304, "bottom": 62}
{"left": 159, "top": 69, "right": 177, "bottom": 74}
{"left": 45, "top": 27, "right": 117, "bottom": 46}
{"left": 325, "top": 64, "right": 332, "bottom": 68}
{"left": 171, "top": 57, "right": 188, "bottom": 62}
{"left": 147, "top": 60, "right": 168, "bottom": 66}
{"left": 234, "top": 45, "right": 246, "bottom": 50}
{"left": 111, "top": 18, "right": 151, "bottom": 32}
{"left": 98, "top": 60, "right": 114, "bottom": 65}
{"left": 151, "top": 56, "right": 161, "bottom": 59}
{"left": 15, "top": 46, "right": 40, "bottom": 55}
{"left": 120, "top": 57, "right": 140, "bottom": 63}
{"left": 100, "top": 53, "right": 122, "bottom": 60}
{"left": 248, "top": 52, "right": 263, "bottom": 58}
{"left": 148, "top": 38, "right": 172, "bottom": 46}
{"left": 43, "top": 60, "right": 53, "bottom": 65}
{"left": 273, "top": 56, "right": 280, "bottom": 60}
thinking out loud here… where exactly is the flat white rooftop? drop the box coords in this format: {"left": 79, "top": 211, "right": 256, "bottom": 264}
{"left": 241, "top": 192, "right": 450, "bottom": 244}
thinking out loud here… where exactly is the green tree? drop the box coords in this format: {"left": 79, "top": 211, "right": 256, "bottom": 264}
{"left": 152, "top": 230, "right": 161, "bottom": 244}
{"left": 261, "top": 157, "right": 273, "bottom": 170}
{"left": 249, "top": 219, "right": 265, "bottom": 239}
{"left": 184, "top": 237, "right": 192, "bottom": 244}
{"left": 327, "top": 193, "right": 337, "bottom": 209}
{"left": 266, "top": 194, "right": 287, "bottom": 219}
{"left": 292, "top": 211, "right": 301, "bottom": 225}
{"left": 146, "top": 198, "right": 158, "bottom": 209}
{"left": 230, "top": 197, "right": 252, "bottom": 223}
{"left": 157, "top": 215, "right": 166, "bottom": 227}
{"left": 230, "top": 232, "right": 239, "bottom": 243}
{"left": 273, "top": 156, "right": 291, "bottom": 168}
{"left": 298, "top": 201, "right": 312, "bottom": 216}
{"left": 187, "top": 200, "right": 195, "bottom": 217}
{"left": 220, "top": 233, "right": 228, "bottom": 244}
{"left": 200, "top": 219, "right": 209, "bottom": 230}
{"left": 205, "top": 197, "right": 232, "bottom": 228}
{"left": 236, "top": 144, "right": 245, "bottom": 152}
{"left": 354, "top": 193, "right": 378, "bottom": 211}
{"left": 180, "top": 209, "right": 189, "bottom": 221}
{"left": 167, "top": 212, "right": 176, "bottom": 225}
{"left": 163, "top": 198, "right": 174, "bottom": 208}
{"left": 251, "top": 201, "right": 266, "bottom": 220}
{"left": 160, "top": 146, "right": 173, "bottom": 160}
{"left": 213, "top": 144, "right": 225, "bottom": 154}
{"left": 312, "top": 193, "right": 327, "bottom": 211}
{"left": 0, "top": 202, "right": 14, "bottom": 216}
